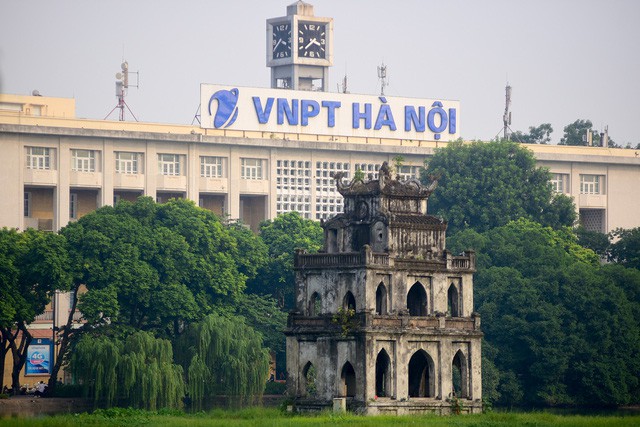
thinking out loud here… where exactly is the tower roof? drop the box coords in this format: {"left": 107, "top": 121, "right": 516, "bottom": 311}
{"left": 287, "top": 1, "right": 314, "bottom": 16}
{"left": 334, "top": 161, "right": 438, "bottom": 199}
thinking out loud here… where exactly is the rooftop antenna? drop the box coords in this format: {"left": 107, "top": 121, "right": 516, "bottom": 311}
{"left": 337, "top": 73, "right": 349, "bottom": 94}
{"left": 191, "top": 104, "right": 201, "bottom": 125}
{"left": 502, "top": 83, "right": 512, "bottom": 140}
{"left": 105, "top": 61, "right": 139, "bottom": 121}
{"left": 377, "top": 62, "right": 388, "bottom": 96}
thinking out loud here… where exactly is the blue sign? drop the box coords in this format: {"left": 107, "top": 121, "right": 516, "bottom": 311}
{"left": 25, "top": 338, "right": 51, "bottom": 375}
{"left": 201, "top": 84, "right": 460, "bottom": 142}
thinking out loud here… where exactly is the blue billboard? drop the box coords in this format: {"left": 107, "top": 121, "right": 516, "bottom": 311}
{"left": 25, "top": 338, "right": 51, "bottom": 375}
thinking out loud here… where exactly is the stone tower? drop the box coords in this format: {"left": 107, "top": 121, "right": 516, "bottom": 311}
{"left": 285, "top": 162, "right": 483, "bottom": 414}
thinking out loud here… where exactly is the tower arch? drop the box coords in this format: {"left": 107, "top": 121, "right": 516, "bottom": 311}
{"left": 408, "top": 349, "right": 435, "bottom": 397}
{"left": 407, "top": 282, "right": 427, "bottom": 316}
{"left": 341, "top": 361, "right": 356, "bottom": 397}
{"left": 375, "top": 349, "right": 391, "bottom": 397}
{"left": 375, "top": 283, "right": 388, "bottom": 315}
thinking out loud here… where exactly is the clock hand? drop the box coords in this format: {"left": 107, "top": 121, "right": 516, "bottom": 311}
{"left": 273, "top": 39, "right": 282, "bottom": 51}
{"left": 305, "top": 38, "right": 316, "bottom": 50}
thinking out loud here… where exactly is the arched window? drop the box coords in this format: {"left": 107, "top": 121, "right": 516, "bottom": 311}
{"left": 452, "top": 350, "right": 468, "bottom": 398}
{"left": 343, "top": 291, "right": 356, "bottom": 311}
{"left": 302, "top": 361, "right": 317, "bottom": 397}
{"left": 375, "top": 283, "right": 387, "bottom": 315}
{"left": 407, "top": 282, "right": 427, "bottom": 316}
{"left": 448, "top": 283, "right": 460, "bottom": 317}
{"left": 341, "top": 361, "right": 356, "bottom": 397}
{"left": 309, "top": 292, "right": 321, "bottom": 316}
{"left": 375, "top": 349, "right": 391, "bottom": 397}
{"left": 408, "top": 350, "right": 435, "bottom": 397}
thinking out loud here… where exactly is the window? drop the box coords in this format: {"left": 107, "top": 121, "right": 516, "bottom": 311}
{"left": 376, "top": 349, "right": 391, "bottom": 398}
{"left": 115, "top": 152, "right": 141, "bottom": 174}
{"left": 550, "top": 173, "right": 569, "bottom": 193}
{"left": 69, "top": 193, "right": 78, "bottom": 219}
{"left": 408, "top": 350, "right": 435, "bottom": 397}
{"left": 200, "top": 156, "right": 223, "bottom": 178}
{"left": 24, "top": 192, "right": 31, "bottom": 217}
{"left": 448, "top": 283, "right": 460, "bottom": 317}
{"left": 397, "top": 165, "right": 422, "bottom": 180}
{"left": 158, "top": 154, "right": 182, "bottom": 176}
{"left": 376, "top": 283, "right": 388, "bottom": 315}
{"left": 340, "top": 362, "right": 356, "bottom": 397}
{"left": 315, "top": 161, "right": 349, "bottom": 219}
{"left": 580, "top": 174, "right": 604, "bottom": 195}
{"left": 71, "top": 149, "right": 96, "bottom": 172}
{"left": 26, "top": 147, "right": 51, "bottom": 170}
{"left": 241, "top": 158, "right": 264, "bottom": 180}
{"left": 407, "top": 282, "right": 427, "bottom": 316}
{"left": 452, "top": 350, "right": 469, "bottom": 398}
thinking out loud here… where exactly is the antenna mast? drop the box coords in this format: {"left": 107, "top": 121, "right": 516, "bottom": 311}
{"left": 105, "top": 61, "right": 139, "bottom": 121}
{"left": 377, "top": 62, "right": 388, "bottom": 96}
{"left": 503, "top": 83, "right": 512, "bottom": 140}
{"left": 337, "top": 73, "right": 349, "bottom": 94}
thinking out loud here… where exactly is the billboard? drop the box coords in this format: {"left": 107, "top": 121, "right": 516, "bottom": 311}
{"left": 201, "top": 85, "right": 460, "bottom": 142}
{"left": 25, "top": 338, "right": 51, "bottom": 375}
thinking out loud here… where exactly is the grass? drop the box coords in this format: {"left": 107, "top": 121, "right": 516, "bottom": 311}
{"left": 1, "top": 407, "right": 639, "bottom": 427}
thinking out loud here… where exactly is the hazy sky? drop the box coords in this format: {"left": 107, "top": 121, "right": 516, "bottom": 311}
{"left": 1, "top": 0, "right": 638, "bottom": 145}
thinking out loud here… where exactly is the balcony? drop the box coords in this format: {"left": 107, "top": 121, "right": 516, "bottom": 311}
{"left": 578, "top": 194, "right": 607, "bottom": 209}
{"left": 113, "top": 173, "right": 145, "bottom": 190}
{"left": 199, "top": 177, "right": 227, "bottom": 193}
{"left": 286, "top": 311, "right": 481, "bottom": 335}
{"left": 294, "top": 248, "right": 475, "bottom": 272}
{"left": 24, "top": 168, "right": 57, "bottom": 186}
{"left": 157, "top": 174, "right": 187, "bottom": 191}
{"left": 70, "top": 171, "right": 102, "bottom": 187}
{"left": 239, "top": 178, "right": 269, "bottom": 194}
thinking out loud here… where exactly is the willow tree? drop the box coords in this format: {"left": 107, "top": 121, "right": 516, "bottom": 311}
{"left": 71, "top": 331, "right": 184, "bottom": 409}
{"left": 175, "top": 313, "right": 270, "bottom": 410}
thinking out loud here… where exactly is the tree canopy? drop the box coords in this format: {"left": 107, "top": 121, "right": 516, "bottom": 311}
{"left": 609, "top": 227, "right": 640, "bottom": 270}
{"left": 449, "top": 219, "right": 640, "bottom": 406}
{"left": 71, "top": 330, "right": 184, "bottom": 409}
{"left": 62, "top": 197, "right": 267, "bottom": 337}
{"left": 246, "top": 212, "right": 323, "bottom": 309}
{"left": 422, "top": 140, "right": 576, "bottom": 234}
{"left": 0, "top": 228, "right": 71, "bottom": 392}
{"left": 174, "top": 313, "right": 270, "bottom": 410}
{"left": 558, "top": 119, "right": 619, "bottom": 147}
{"left": 509, "top": 123, "right": 553, "bottom": 144}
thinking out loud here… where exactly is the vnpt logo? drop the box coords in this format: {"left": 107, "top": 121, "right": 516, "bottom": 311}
{"left": 208, "top": 88, "right": 239, "bottom": 128}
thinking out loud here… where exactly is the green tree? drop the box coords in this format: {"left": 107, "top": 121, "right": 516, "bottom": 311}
{"left": 71, "top": 330, "right": 184, "bottom": 409}
{"left": 558, "top": 119, "right": 617, "bottom": 147}
{"left": 0, "top": 228, "right": 71, "bottom": 393}
{"left": 52, "top": 197, "right": 268, "bottom": 391}
{"left": 64, "top": 197, "right": 266, "bottom": 335}
{"left": 510, "top": 123, "right": 553, "bottom": 144}
{"left": 575, "top": 226, "right": 610, "bottom": 258}
{"left": 423, "top": 140, "right": 576, "bottom": 234}
{"left": 449, "top": 219, "right": 640, "bottom": 406}
{"left": 560, "top": 119, "right": 593, "bottom": 146}
{"left": 247, "top": 212, "right": 323, "bottom": 309}
{"left": 609, "top": 227, "right": 640, "bottom": 269}
{"left": 174, "top": 313, "right": 270, "bottom": 410}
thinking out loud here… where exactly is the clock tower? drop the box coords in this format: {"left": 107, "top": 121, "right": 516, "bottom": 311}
{"left": 267, "top": 1, "right": 333, "bottom": 91}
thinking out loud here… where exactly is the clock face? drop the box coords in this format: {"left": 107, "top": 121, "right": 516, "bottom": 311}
{"left": 298, "top": 22, "right": 326, "bottom": 59}
{"left": 272, "top": 22, "right": 291, "bottom": 59}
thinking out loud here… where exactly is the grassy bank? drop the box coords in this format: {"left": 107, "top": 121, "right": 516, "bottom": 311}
{"left": 2, "top": 407, "right": 640, "bottom": 427}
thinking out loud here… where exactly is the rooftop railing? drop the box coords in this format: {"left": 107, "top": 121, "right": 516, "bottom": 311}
{"left": 294, "top": 247, "right": 475, "bottom": 272}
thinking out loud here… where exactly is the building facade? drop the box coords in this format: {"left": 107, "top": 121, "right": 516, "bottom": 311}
{"left": 2, "top": 93, "right": 639, "bottom": 235}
